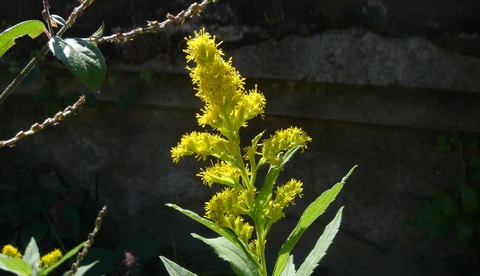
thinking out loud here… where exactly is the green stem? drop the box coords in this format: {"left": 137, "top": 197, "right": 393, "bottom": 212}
{"left": 0, "top": 45, "right": 49, "bottom": 105}
{"left": 256, "top": 226, "right": 268, "bottom": 276}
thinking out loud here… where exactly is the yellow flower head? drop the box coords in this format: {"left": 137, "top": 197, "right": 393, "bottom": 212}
{"left": 266, "top": 179, "right": 303, "bottom": 223}
{"left": 198, "top": 161, "right": 241, "bottom": 187}
{"left": 40, "top": 248, "right": 62, "bottom": 268}
{"left": 183, "top": 28, "right": 266, "bottom": 138}
{"left": 261, "top": 127, "right": 312, "bottom": 165}
{"left": 171, "top": 131, "right": 233, "bottom": 163}
{"left": 1, "top": 245, "right": 22, "bottom": 259}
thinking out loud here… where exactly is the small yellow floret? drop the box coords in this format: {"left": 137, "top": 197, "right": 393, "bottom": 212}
{"left": 40, "top": 248, "right": 62, "bottom": 268}
{"left": 1, "top": 244, "right": 22, "bottom": 259}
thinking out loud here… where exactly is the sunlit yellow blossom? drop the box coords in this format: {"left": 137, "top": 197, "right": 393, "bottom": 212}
{"left": 1, "top": 245, "right": 22, "bottom": 259}
{"left": 182, "top": 28, "right": 265, "bottom": 140}
{"left": 198, "top": 161, "right": 241, "bottom": 187}
{"left": 261, "top": 127, "right": 312, "bottom": 165}
{"left": 221, "top": 214, "right": 254, "bottom": 244}
{"left": 205, "top": 188, "right": 252, "bottom": 221}
{"left": 40, "top": 248, "right": 62, "bottom": 268}
{"left": 171, "top": 132, "right": 233, "bottom": 162}
{"left": 266, "top": 179, "right": 304, "bottom": 223}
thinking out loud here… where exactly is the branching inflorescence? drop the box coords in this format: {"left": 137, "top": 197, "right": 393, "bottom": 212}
{"left": 170, "top": 29, "right": 312, "bottom": 275}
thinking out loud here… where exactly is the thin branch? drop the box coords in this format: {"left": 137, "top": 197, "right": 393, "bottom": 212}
{"left": 0, "top": 96, "right": 86, "bottom": 148}
{"left": 90, "top": 0, "right": 215, "bottom": 44}
{"left": 0, "top": 0, "right": 93, "bottom": 105}
{"left": 67, "top": 205, "right": 107, "bottom": 276}
{"left": 42, "top": 0, "right": 54, "bottom": 37}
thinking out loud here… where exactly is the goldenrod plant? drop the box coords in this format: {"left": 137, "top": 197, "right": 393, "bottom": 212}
{"left": 160, "top": 29, "right": 357, "bottom": 276}
{"left": 0, "top": 238, "right": 89, "bottom": 276}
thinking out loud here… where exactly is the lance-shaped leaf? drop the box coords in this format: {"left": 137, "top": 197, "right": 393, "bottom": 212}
{"left": 296, "top": 207, "right": 344, "bottom": 276}
{"left": 272, "top": 165, "right": 356, "bottom": 276}
{"left": 48, "top": 36, "right": 106, "bottom": 92}
{"left": 160, "top": 256, "right": 197, "bottom": 276}
{"left": 0, "top": 256, "right": 31, "bottom": 276}
{"left": 192, "top": 234, "right": 260, "bottom": 276}
{"left": 165, "top": 203, "right": 260, "bottom": 269}
{"left": 0, "top": 20, "right": 46, "bottom": 57}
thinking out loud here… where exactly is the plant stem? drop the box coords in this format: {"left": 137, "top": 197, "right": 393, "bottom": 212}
{"left": 0, "top": 0, "right": 92, "bottom": 106}
{"left": 0, "top": 45, "right": 49, "bottom": 105}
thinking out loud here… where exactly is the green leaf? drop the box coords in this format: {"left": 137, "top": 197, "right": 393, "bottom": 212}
{"left": 40, "top": 242, "right": 84, "bottom": 275}
{"left": 253, "top": 146, "right": 303, "bottom": 221}
{"left": 160, "top": 256, "right": 197, "bottom": 276}
{"left": 272, "top": 166, "right": 356, "bottom": 276}
{"left": 460, "top": 183, "right": 479, "bottom": 215}
{"left": 0, "top": 20, "right": 46, "bottom": 57}
{"left": 279, "top": 255, "right": 295, "bottom": 276}
{"left": 166, "top": 204, "right": 259, "bottom": 269}
{"left": 72, "top": 261, "right": 99, "bottom": 276}
{"left": 296, "top": 207, "right": 344, "bottom": 276}
{"left": 23, "top": 237, "right": 40, "bottom": 270}
{"left": 91, "top": 23, "right": 105, "bottom": 39}
{"left": 0, "top": 255, "right": 32, "bottom": 276}
{"left": 48, "top": 36, "right": 106, "bottom": 92}
{"left": 455, "top": 214, "right": 474, "bottom": 243}
{"left": 50, "top": 15, "right": 66, "bottom": 27}
{"left": 434, "top": 193, "right": 460, "bottom": 218}
{"left": 192, "top": 234, "right": 260, "bottom": 276}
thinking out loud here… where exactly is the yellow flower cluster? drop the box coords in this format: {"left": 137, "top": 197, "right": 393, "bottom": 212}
{"left": 40, "top": 248, "right": 62, "bottom": 268}
{"left": 1, "top": 245, "right": 22, "bottom": 259}
{"left": 266, "top": 179, "right": 304, "bottom": 223}
{"left": 205, "top": 187, "right": 255, "bottom": 243}
{"left": 171, "top": 29, "right": 312, "bottom": 262}
{"left": 261, "top": 127, "right": 312, "bottom": 166}
{"left": 183, "top": 28, "right": 266, "bottom": 140}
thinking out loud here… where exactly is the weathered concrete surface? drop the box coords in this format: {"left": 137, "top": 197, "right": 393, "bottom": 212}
{"left": 1, "top": 1, "right": 480, "bottom": 273}
{"left": 0, "top": 65, "right": 476, "bottom": 274}
{"left": 116, "top": 27, "right": 480, "bottom": 93}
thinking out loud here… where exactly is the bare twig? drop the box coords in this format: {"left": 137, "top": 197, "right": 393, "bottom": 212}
{"left": 67, "top": 205, "right": 107, "bottom": 276}
{"left": 90, "top": 0, "right": 216, "bottom": 44}
{"left": 42, "top": 0, "right": 54, "bottom": 37}
{"left": 0, "top": 96, "right": 86, "bottom": 148}
{"left": 0, "top": 0, "right": 94, "bottom": 105}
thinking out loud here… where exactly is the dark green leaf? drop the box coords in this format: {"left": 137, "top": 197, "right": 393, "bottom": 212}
{"left": 272, "top": 166, "right": 356, "bottom": 276}
{"left": 0, "top": 20, "right": 46, "bottom": 57}
{"left": 455, "top": 214, "right": 474, "bottom": 243}
{"left": 470, "top": 153, "right": 480, "bottom": 166}
{"left": 160, "top": 256, "right": 197, "bottom": 276}
{"left": 434, "top": 193, "right": 460, "bottom": 218}
{"left": 460, "top": 183, "right": 479, "bottom": 215}
{"left": 166, "top": 204, "right": 258, "bottom": 268}
{"left": 192, "top": 234, "right": 260, "bottom": 276}
{"left": 296, "top": 207, "right": 343, "bottom": 276}
{"left": 48, "top": 36, "right": 106, "bottom": 92}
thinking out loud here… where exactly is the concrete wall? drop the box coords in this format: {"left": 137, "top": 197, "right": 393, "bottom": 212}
{"left": 1, "top": 1, "right": 480, "bottom": 274}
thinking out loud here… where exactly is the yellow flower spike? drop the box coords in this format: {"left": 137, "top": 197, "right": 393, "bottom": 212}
{"left": 171, "top": 131, "right": 233, "bottom": 163}
{"left": 1, "top": 245, "right": 22, "bottom": 259}
{"left": 261, "top": 127, "right": 312, "bottom": 165}
{"left": 40, "top": 248, "right": 62, "bottom": 268}
{"left": 184, "top": 28, "right": 223, "bottom": 66}
{"left": 198, "top": 161, "right": 241, "bottom": 187}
